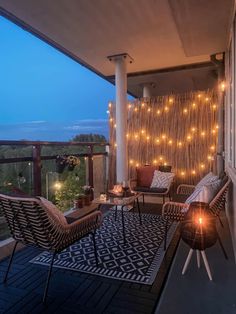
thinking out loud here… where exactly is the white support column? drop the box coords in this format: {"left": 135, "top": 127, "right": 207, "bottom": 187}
{"left": 115, "top": 56, "right": 128, "bottom": 183}
{"left": 143, "top": 83, "right": 154, "bottom": 98}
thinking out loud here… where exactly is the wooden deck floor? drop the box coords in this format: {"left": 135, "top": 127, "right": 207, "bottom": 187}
{"left": 0, "top": 203, "right": 179, "bottom": 314}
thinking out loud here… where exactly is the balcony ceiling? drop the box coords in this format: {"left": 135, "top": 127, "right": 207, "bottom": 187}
{"left": 0, "top": 0, "right": 234, "bottom": 82}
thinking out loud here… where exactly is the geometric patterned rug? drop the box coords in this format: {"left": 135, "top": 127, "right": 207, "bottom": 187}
{"left": 31, "top": 211, "right": 178, "bottom": 285}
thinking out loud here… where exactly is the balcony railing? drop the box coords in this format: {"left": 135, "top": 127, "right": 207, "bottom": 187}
{"left": 0, "top": 140, "right": 109, "bottom": 241}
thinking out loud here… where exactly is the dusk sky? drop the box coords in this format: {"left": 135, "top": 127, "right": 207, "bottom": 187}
{"left": 0, "top": 16, "right": 118, "bottom": 141}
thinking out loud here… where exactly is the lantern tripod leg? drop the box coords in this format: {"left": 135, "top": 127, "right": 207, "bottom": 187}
{"left": 201, "top": 251, "right": 213, "bottom": 281}
{"left": 182, "top": 248, "right": 193, "bottom": 275}
{"left": 196, "top": 250, "right": 201, "bottom": 268}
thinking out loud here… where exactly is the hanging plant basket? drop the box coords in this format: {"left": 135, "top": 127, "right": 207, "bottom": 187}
{"left": 56, "top": 156, "right": 66, "bottom": 173}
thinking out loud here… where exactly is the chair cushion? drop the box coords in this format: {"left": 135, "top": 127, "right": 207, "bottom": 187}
{"left": 150, "top": 170, "right": 175, "bottom": 189}
{"left": 186, "top": 180, "right": 221, "bottom": 204}
{"left": 133, "top": 186, "right": 167, "bottom": 193}
{"left": 195, "top": 172, "right": 218, "bottom": 189}
{"left": 136, "top": 166, "right": 158, "bottom": 187}
{"left": 38, "top": 197, "right": 67, "bottom": 226}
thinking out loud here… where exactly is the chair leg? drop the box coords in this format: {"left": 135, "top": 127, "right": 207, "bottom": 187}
{"left": 218, "top": 215, "right": 224, "bottom": 228}
{"left": 43, "top": 252, "right": 56, "bottom": 304}
{"left": 196, "top": 250, "right": 201, "bottom": 268}
{"left": 3, "top": 240, "right": 18, "bottom": 283}
{"left": 164, "top": 219, "right": 168, "bottom": 251}
{"left": 115, "top": 205, "right": 117, "bottom": 221}
{"left": 217, "top": 232, "right": 228, "bottom": 260}
{"left": 142, "top": 194, "right": 145, "bottom": 206}
{"left": 162, "top": 195, "right": 165, "bottom": 204}
{"left": 136, "top": 198, "right": 142, "bottom": 225}
{"left": 92, "top": 231, "right": 99, "bottom": 267}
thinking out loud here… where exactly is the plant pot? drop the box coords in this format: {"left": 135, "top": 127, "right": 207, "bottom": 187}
{"left": 84, "top": 195, "right": 91, "bottom": 206}
{"left": 74, "top": 197, "right": 83, "bottom": 209}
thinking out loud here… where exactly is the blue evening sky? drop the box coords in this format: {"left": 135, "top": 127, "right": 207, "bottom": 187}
{"left": 0, "top": 16, "right": 119, "bottom": 140}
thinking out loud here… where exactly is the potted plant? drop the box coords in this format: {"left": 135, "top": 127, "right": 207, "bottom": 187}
{"left": 55, "top": 156, "right": 66, "bottom": 173}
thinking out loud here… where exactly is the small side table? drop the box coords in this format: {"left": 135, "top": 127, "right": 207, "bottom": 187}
{"left": 93, "top": 192, "right": 143, "bottom": 243}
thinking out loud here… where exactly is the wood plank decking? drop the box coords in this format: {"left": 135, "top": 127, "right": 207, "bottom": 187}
{"left": 0, "top": 203, "right": 179, "bottom": 314}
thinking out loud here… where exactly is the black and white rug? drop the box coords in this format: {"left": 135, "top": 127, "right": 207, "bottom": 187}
{"left": 31, "top": 211, "right": 177, "bottom": 285}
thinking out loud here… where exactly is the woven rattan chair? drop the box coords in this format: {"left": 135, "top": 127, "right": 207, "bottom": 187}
{"left": 162, "top": 177, "right": 231, "bottom": 250}
{"left": 0, "top": 194, "right": 102, "bottom": 303}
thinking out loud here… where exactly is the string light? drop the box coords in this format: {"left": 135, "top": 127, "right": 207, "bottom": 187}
{"left": 210, "top": 145, "right": 215, "bottom": 151}
{"left": 164, "top": 106, "right": 169, "bottom": 112}
{"left": 187, "top": 135, "right": 192, "bottom": 141}
{"left": 106, "top": 110, "right": 110, "bottom": 114}
{"left": 147, "top": 107, "right": 151, "bottom": 112}
{"left": 201, "top": 131, "right": 206, "bottom": 137}
{"left": 169, "top": 98, "right": 174, "bottom": 104}
{"left": 192, "top": 103, "right": 196, "bottom": 108}
{"left": 109, "top": 118, "right": 113, "bottom": 123}
{"left": 183, "top": 108, "right": 188, "bottom": 114}
{"left": 136, "top": 163, "right": 140, "bottom": 167}
{"left": 162, "top": 134, "right": 166, "bottom": 140}
{"left": 181, "top": 171, "right": 185, "bottom": 176}
{"left": 141, "top": 129, "right": 145, "bottom": 134}
{"left": 205, "top": 97, "right": 209, "bottom": 102}
{"left": 157, "top": 110, "right": 161, "bottom": 115}
{"left": 141, "top": 102, "right": 145, "bottom": 108}
{"left": 153, "top": 159, "right": 157, "bottom": 164}
{"left": 191, "top": 127, "right": 196, "bottom": 132}
{"left": 134, "top": 107, "right": 138, "bottom": 112}
{"left": 129, "top": 159, "right": 133, "bottom": 164}
{"left": 220, "top": 81, "right": 225, "bottom": 92}
{"left": 197, "top": 94, "right": 201, "bottom": 98}
{"left": 114, "top": 124, "right": 117, "bottom": 128}
{"left": 128, "top": 104, "right": 132, "bottom": 109}
{"left": 212, "top": 104, "right": 217, "bottom": 110}
{"left": 146, "top": 136, "right": 150, "bottom": 141}
{"left": 212, "top": 129, "right": 216, "bottom": 135}
{"left": 108, "top": 102, "right": 112, "bottom": 108}
{"left": 200, "top": 163, "right": 205, "bottom": 169}
{"left": 177, "top": 141, "right": 183, "bottom": 147}
{"left": 114, "top": 143, "right": 117, "bottom": 147}
{"left": 168, "top": 140, "right": 173, "bottom": 145}
{"left": 192, "top": 170, "right": 196, "bottom": 175}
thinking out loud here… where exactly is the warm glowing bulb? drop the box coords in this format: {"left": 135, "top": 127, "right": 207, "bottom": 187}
{"left": 141, "top": 102, "right": 145, "bottom": 107}
{"left": 135, "top": 134, "right": 138, "bottom": 139}
{"left": 129, "top": 159, "right": 133, "bottom": 164}
{"left": 164, "top": 106, "right": 169, "bottom": 112}
{"left": 191, "top": 127, "right": 196, "bottom": 132}
{"left": 210, "top": 145, "right": 215, "bottom": 151}
{"left": 192, "top": 103, "right": 196, "bottom": 108}
{"left": 220, "top": 81, "right": 225, "bottom": 92}
{"left": 54, "top": 182, "right": 62, "bottom": 190}
{"left": 192, "top": 170, "right": 196, "bottom": 175}
{"left": 187, "top": 135, "right": 191, "bottom": 141}
{"left": 212, "top": 129, "right": 216, "bottom": 134}
{"left": 183, "top": 108, "right": 188, "bottom": 114}
{"left": 201, "top": 131, "right": 206, "bottom": 137}
{"left": 147, "top": 107, "right": 151, "bottom": 112}
{"left": 207, "top": 155, "right": 213, "bottom": 161}
{"left": 164, "top": 162, "right": 167, "bottom": 166}
{"left": 136, "top": 163, "right": 140, "bottom": 167}
{"left": 157, "top": 110, "right": 161, "bottom": 115}
{"left": 216, "top": 125, "right": 219, "bottom": 129}
{"left": 181, "top": 171, "right": 185, "bottom": 176}
{"left": 168, "top": 140, "right": 173, "bottom": 145}
{"left": 162, "top": 134, "right": 166, "bottom": 139}
{"left": 178, "top": 142, "right": 183, "bottom": 147}
{"left": 141, "top": 129, "right": 145, "bottom": 134}
{"left": 169, "top": 98, "right": 174, "bottom": 104}
{"left": 153, "top": 159, "right": 157, "bottom": 164}
{"left": 198, "top": 217, "right": 203, "bottom": 225}
{"left": 108, "top": 102, "right": 112, "bottom": 108}
{"left": 197, "top": 94, "right": 201, "bottom": 98}
{"left": 159, "top": 156, "right": 163, "bottom": 161}
{"left": 156, "top": 138, "right": 160, "bottom": 144}
{"left": 128, "top": 104, "right": 132, "bottom": 109}
{"left": 114, "top": 143, "right": 117, "bottom": 147}
{"left": 114, "top": 124, "right": 117, "bottom": 128}
{"left": 126, "top": 133, "right": 129, "bottom": 138}
{"left": 212, "top": 104, "right": 217, "bottom": 110}
{"left": 205, "top": 97, "right": 209, "bottom": 102}
{"left": 200, "top": 164, "right": 205, "bottom": 169}
{"left": 146, "top": 136, "right": 150, "bottom": 141}
{"left": 134, "top": 107, "right": 138, "bottom": 112}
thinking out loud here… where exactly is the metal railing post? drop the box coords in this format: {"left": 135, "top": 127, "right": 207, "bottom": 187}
{"left": 32, "top": 144, "right": 42, "bottom": 196}
{"left": 88, "top": 145, "right": 94, "bottom": 199}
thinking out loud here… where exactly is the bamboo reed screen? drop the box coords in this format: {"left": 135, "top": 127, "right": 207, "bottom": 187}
{"left": 109, "top": 89, "right": 218, "bottom": 186}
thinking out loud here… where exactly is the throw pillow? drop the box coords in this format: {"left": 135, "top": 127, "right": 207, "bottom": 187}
{"left": 136, "top": 166, "right": 158, "bottom": 187}
{"left": 150, "top": 170, "right": 175, "bottom": 189}
{"left": 186, "top": 179, "right": 221, "bottom": 204}
{"left": 195, "top": 172, "right": 218, "bottom": 190}
{"left": 38, "top": 197, "right": 67, "bottom": 226}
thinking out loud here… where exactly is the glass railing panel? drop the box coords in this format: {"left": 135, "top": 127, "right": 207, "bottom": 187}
{"left": 93, "top": 155, "right": 107, "bottom": 198}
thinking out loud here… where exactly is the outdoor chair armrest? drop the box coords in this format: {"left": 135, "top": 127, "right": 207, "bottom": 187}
{"left": 177, "top": 184, "right": 195, "bottom": 195}
{"left": 61, "top": 211, "right": 102, "bottom": 245}
{"left": 162, "top": 201, "right": 189, "bottom": 221}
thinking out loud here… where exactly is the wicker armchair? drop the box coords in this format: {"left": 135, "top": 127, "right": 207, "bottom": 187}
{"left": 0, "top": 194, "right": 102, "bottom": 303}
{"left": 162, "top": 177, "right": 231, "bottom": 250}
